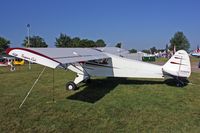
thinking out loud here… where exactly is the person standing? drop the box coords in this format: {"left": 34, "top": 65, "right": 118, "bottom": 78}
{"left": 10, "top": 60, "right": 15, "bottom": 71}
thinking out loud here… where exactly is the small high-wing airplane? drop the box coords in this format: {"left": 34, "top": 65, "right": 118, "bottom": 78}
{"left": 6, "top": 47, "right": 191, "bottom": 89}
{"left": 0, "top": 56, "right": 16, "bottom": 71}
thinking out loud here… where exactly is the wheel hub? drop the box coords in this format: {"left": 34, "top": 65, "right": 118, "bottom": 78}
{"left": 68, "top": 85, "right": 73, "bottom": 90}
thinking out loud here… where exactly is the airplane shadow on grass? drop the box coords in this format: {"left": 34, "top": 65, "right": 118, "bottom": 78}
{"left": 67, "top": 78, "right": 186, "bottom": 103}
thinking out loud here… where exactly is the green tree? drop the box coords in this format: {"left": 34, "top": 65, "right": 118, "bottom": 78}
{"left": 169, "top": 31, "right": 190, "bottom": 51}
{"left": 115, "top": 42, "right": 122, "bottom": 48}
{"left": 150, "top": 46, "right": 157, "bottom": 54}
{"left": 87, "top": 40, "right": 96, "bottom": 47}
{"left": 71, "top": 37, "right": 80, "bottom": 47}
{"left": 129, "top": 48, "right": 137, "bottom": 53}
{"left": 55, "top": 33, "right": 72, "bottom": 47}
{"left": 79, "top": 39, "right": 95, "bottom": 47}
{"left": 0, "top": 36, "right": 10, "bottom": 53}
{"left": 95, "top": 39, "right": 106, "bottom": 47}
{"left": 22, "top": 36, "right": 48, "bottom": 47}
{"left": 79, "top": 39, "right": 87, "bottom": 47}
{"left": 55, "top": 33, "right": 107, "bottom": 48}
{"left": 142, "top": 49, "right": 151, "bottom": 54}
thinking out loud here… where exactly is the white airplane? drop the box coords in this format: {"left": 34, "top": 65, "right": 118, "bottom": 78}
{"left": 0, "top": 58, "right": 8, "bottom": 67}
{"left": 6, "top": 47, "right": 191, "bottom": 89}
{"left": 0, "top": 56, "right": 16, "bottom": 71}
{"left": 0, "top": 57, "right": 13, "bottom": 67}
{"left": 191, "top": 50, "right": 200, "bottom": 57}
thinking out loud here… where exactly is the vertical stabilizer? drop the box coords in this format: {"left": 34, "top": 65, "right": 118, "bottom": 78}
{"left": 162, "top": 50, "right": 191, "bottom": 78}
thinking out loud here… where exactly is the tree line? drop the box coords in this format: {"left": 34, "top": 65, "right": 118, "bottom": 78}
{"left": 21, "top": 33, "right": 106, "bottom": 48}
{"left": 139, "top": 31, "right": 190, "bottom": 54}
{"left": 54, "top": 33, "right": 106, "bottom": 48}
{"left": 0, "top": 31, "right": 191, "bottom": 54}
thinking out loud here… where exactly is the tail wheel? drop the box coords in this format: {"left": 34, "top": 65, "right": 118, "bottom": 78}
{"left": 176, "top": 77, "right": 187, "bottom": 87}
{"left": 66, "top": 81, "right": 77, "bottom": 91}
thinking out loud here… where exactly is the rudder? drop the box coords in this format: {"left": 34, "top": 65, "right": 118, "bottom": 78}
{"left": 162, "top": 50, "right": 191, "bottom": 78}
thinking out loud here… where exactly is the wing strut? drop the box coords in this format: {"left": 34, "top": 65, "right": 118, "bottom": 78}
{"left": 19, "top": 67, "right": 46, "bottom": 109}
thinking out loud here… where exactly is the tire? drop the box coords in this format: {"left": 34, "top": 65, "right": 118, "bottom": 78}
{"left": 10, "top": 66, "right": 16, "bottom": 72}
{"left": 66, "top": 81, "right": 77, "bottom": 91}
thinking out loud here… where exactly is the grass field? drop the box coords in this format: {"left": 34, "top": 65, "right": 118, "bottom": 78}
{"left": 0, "top": 57, "right": 200, "bottom": 132}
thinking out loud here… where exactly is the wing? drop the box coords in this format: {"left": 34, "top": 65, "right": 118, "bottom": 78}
{"left": 6, "top": 48, "right": 109, "bottom": 69}
{"left": 95, "top": 47, "right": 129, "bottom": 55}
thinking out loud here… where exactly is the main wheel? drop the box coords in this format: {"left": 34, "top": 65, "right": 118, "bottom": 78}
{"left": 66, "top": 81, "right": 77, "bottom": 91}
{"left": 10, "top": 66, "right": 16, "bottom": 72}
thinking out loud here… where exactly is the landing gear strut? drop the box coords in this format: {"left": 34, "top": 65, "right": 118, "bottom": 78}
{"left": 66, "top": 63, "right": 90, "bottom": 91}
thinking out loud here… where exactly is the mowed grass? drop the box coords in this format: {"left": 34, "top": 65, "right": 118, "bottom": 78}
{"left": 1, "top": 59, "right": 200, "bottom": 132}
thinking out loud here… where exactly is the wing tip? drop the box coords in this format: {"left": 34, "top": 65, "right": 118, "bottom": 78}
{"left": 6, "top": 48, "right": 14, "bottom": 55}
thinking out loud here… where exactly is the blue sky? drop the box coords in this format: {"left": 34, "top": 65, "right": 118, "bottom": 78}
{"left": 0, "top": 0, "right": 199, "bottom": 50}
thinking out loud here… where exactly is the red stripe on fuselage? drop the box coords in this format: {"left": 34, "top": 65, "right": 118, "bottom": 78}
{"left": 170, "top": 61, "right": 180, "bottom": 65}
{"left": 170, "top": 61, "right": 188, "bottom": 66}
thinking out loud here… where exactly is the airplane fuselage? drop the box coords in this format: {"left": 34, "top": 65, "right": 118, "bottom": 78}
{"left": 81, "top": 53, "right": 164, "bottom": 79}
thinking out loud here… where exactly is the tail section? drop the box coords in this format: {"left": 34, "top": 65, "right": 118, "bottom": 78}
{"left": 162, "top": 50, "right": 191, "bottom": 78}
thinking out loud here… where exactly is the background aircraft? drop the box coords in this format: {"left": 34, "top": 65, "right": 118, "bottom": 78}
{"left": 191, "top": 45, "right": 200, "bottom": 57}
